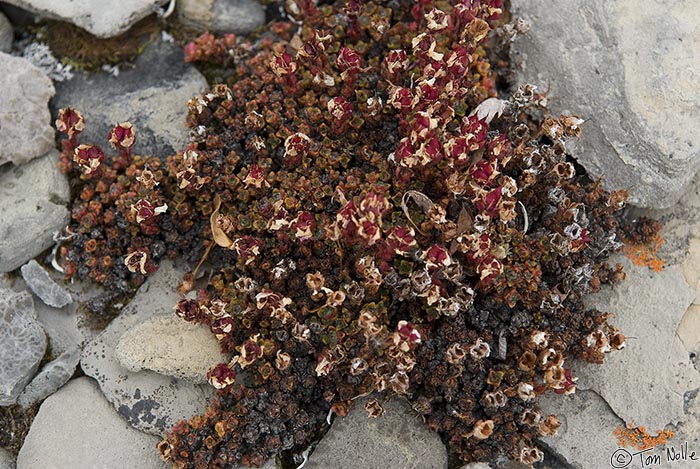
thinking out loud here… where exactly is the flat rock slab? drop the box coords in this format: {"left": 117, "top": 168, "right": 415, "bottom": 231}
{"left": 511, "top": 0, "right": 700, "bottom": 209}
{"left": 52, "top": 39, "right": 207, "bottom": 160}
{"left": 538, "top": 391, "right": 623, "bottom": 469}
{"left": 0, "top": 52, "right": 55, "bottom": 166}
{"left": 0, "top": 290, "right": 46, "bottom": 405}
{"left": 81, "top": 260, "right": 213, "bottom": 435}
{"left": 3, "top": 0, "right": 166, "bottom": 38}
{"left": 0, "top": 151, "right": 71, "bottom": 272}
{"left": 306, "top": 397, "right": 448, "bottom": 469}
{"left": 17, "top": 377, "right": 168, "bottom": 469}
{"left": 21, "top": 259, "right": 73, "bottom": 308}
{"left": 115, "top": 312, "right": 230, "bottom": 384}
{"left": 17, "top": 347, "right": 80, "bottom": 407}
{"left": 177, "top": 0, "right": 265, "bottom": 34}
{"left": 576, "top": 255, "right": 700, "bottom": 431}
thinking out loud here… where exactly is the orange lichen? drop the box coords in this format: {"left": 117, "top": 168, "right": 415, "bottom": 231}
{"left": 614, "top": 423, "right": 674, "bottom": 450}
{"left": 623, "top": 233, "right": 665, "bottom": 272}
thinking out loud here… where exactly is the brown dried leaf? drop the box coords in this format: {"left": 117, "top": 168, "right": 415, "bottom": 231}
{"left": 401, "top": 190, "right": 434, "bottom": 235}
{"left": 456, "top": 205, "right": 472, "bottom": 235}
{"left": 210, "top": 195, "right": 234, "bottom": 249}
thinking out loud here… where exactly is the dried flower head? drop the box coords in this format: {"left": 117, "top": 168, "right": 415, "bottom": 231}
{"left": 364, "top": 398, "right": 384, "bottom": 418}
{"left": 73, "top": 144, "right": 104, "bottom": 174}
{"left": 471, "top": 420, "right": 495, "bottom": 440}
{"left": 56, "top": 107, "right": 85, "bottom": 139}
{"left": 124, "top": 249, "right": 149, "bottom": 275}
{"left": 109, "top": 122, "right": 136, "bottom": 150}
{"left": 518, "top": 446, "right": 544, "bottom": 465}
{"left": 207, "top": 363, "right": 236, "bottom": 389}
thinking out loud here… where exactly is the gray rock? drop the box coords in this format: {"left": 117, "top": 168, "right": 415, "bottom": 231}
{"left": 0, "top": 150, "right": 71, "bottom": 272}
{"left": 0, "top": 290, "right": 47, "bottom": 406}
{"left": 16, "top": 377, "right": 168, "bottom": 469}
{"left": 177, "top": 0, "right": 265, "bottom": 35}
{"left": 306, "top": 397, "right": 447, "bottom": 469}
{"left": 17, "top": 348, "right": 80, "bottom": 407}
{"left": 0, "top": 11, "right": 12, "bottom": 53}
{"left": 52, "top": 39, "right": 208, "bottom": 160}
{"left": 81, "top": 260, "right": 214, "bottom": 435}
{"left": 2, "top": 0, "right": 167, "bottom": 38}
{"left": 538, "top": 391, "right": 623, "bottom": 469}
{"left": 115, "top": 313, "right": 230, "bottom": 384}
{"left": 576, "top": 255, "right": 700, "bottom": 431}
{"left": 511, "top": 0, "right": 700, "bottom": 209}
{"left": 0, "top": 52, "right": 55, "bottom": 166}
{"left": 30, "top": 278, "right": 100, "bottom": 356}
{"left": 20, "top": 260, "right": 72, "bottom": 308}
{"left": 0, "top": 448, "right": 14, "bottom": 469}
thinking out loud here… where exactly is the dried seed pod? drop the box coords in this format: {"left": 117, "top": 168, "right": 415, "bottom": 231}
{"left": 471, "top": 420, "right": 495, "bottom": 440}
{"left": 364, "top": 398, "right": 384, "bottom": 418}
{"left": 518, "top": 446, "right": 544, "bottom": 465}
{"left": 470, "top": 338, "right": 491, "bottom": 360}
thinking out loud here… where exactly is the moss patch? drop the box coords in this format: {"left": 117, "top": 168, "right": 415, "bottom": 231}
{"left": 0, "top": 404, "right": 38, "bottom": 455}
{"left": 37, "top": 15, "right": 161, "bottom": 71}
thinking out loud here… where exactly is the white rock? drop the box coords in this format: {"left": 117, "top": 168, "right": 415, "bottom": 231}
{"left": 577, "top": 255, "right": 700, "bottom": 431}
{"left": 0, "top": 52, "right": 55, "bottom": 166}
{"left": 511, "top": 0, "right": 700, "bottom": 209}
{"left": 0, "top": 290, "right": 46, "bottom": 405}
{"left": 115, "top": 313, "right": 229, "bottom": 384}
{"left": 17, "top": 377, "right": 167, "bottom": 469}
{"left": 0, "top": 150, "right": 70, "bottom": 272}
{"left": 81, "top": 260, "right": 213, "bottom": 435}
{"left": 3, "top": 0, "right": 168, "bottom": 38}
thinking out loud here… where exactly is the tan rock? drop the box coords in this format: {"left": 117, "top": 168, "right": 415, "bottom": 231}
{"left": 115, "top": 313, "right": 229, "bottom": 384}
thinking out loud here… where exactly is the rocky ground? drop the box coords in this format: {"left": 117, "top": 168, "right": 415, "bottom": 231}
{"left": 1, "top": 1, "right": 699, "bottom": 468}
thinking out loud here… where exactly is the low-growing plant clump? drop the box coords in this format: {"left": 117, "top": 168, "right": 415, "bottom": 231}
{"left": 54, "top": 0, "right": 651, "bottom": 467}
